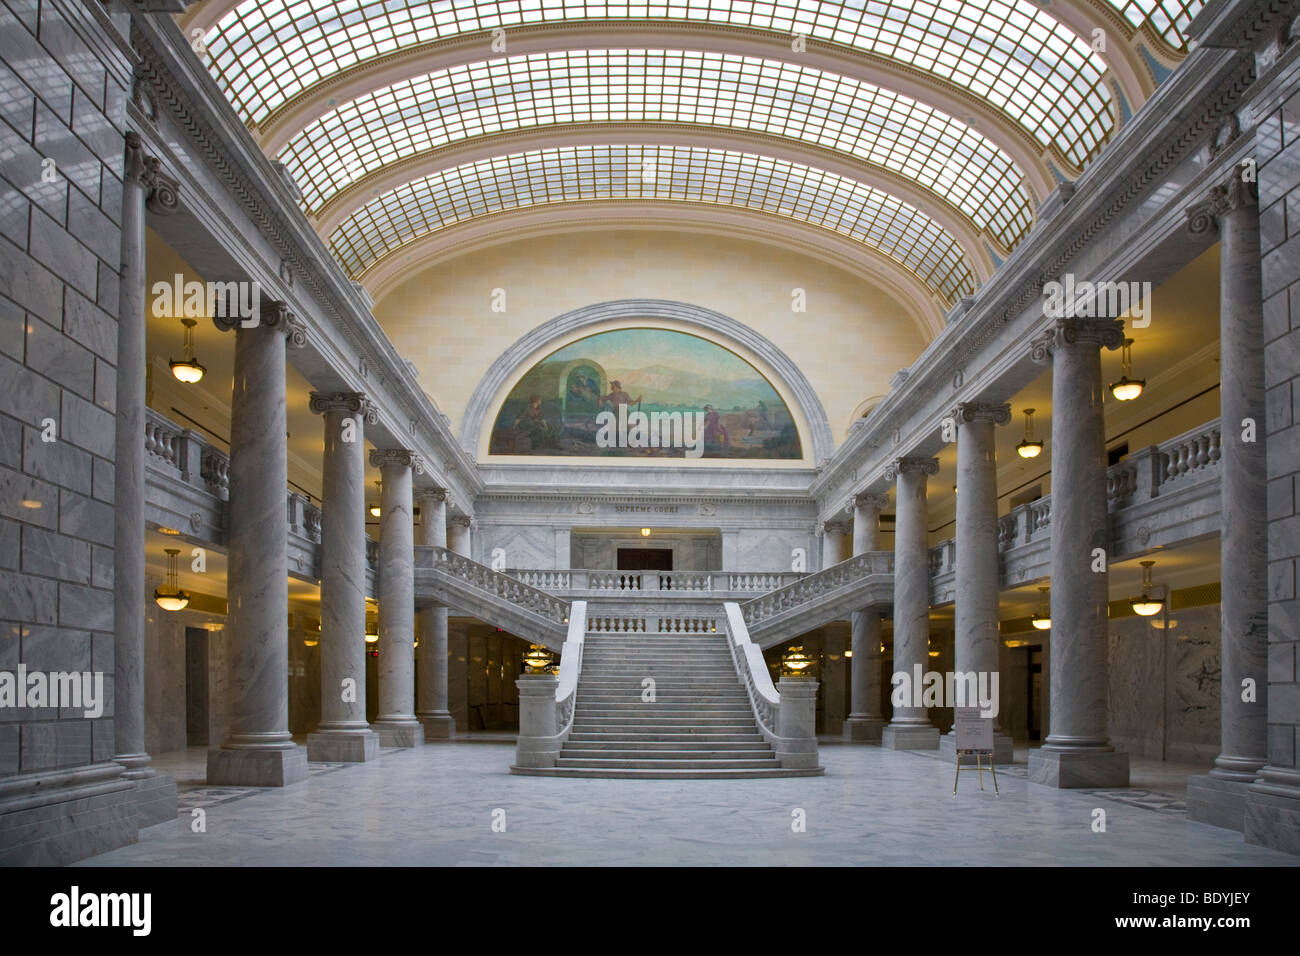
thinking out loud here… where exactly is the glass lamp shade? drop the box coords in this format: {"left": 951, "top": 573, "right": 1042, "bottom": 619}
{"left": 640, "top": 528, "right": 651, "bottom": 537}
{"left": 153, "top": 586, "right": 190, "bottom": 611}
{"left": 1016, "top": 439, "right": 1044, "bottom": 459}
{"left": 170, "top": 358, "right": 206, "bottom": 383}
{"left": 1031, "top": 614, "right": 1051, "bottom": 630}
{"left": 1131, "top": 595, "right": 1165, "bottom": 616}
{"left": 781, "top": 645, "right": 814, "bottom": 677}
{"left": 523, "top": 645, "right": 553, "bottom": 673}
{"left": 364, "top": 630, "right": 379, "bottom": 644}
{"left": 1109, "top": 376, "right": 1145, "bottom": 401}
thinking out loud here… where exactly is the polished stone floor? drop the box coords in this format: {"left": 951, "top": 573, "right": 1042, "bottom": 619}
{"left": 77, "top": 738, "right": 1297, "bottom": 866}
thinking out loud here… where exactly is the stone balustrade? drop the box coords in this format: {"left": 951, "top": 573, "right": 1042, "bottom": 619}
{"left": 739, "top": 551, "right": 895, "bottom": 647}
{"left": 503, "top": 568, "right": 805, "bottom": 598}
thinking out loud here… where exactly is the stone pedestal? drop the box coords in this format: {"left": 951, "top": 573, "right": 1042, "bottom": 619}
{"left": 370, "top": 449, "right": 425, "bottom": 748}
{"left": 307, "top": 393, "right": 380, "bottom": 763}
{"left": 207, "top": 302, "right": 309, "bottom": 787}
{"left": 776, "top": 677, "right": 821, "bottom": 769}
{"left": 882, "top": 458, "right": 939, "bottom": 750}
{"left": 415, "top": 488, "right": 455, "bottom": 739}
{"left": 1026, "top": 319, "right": 1129, "bottom": 789}
{"left": 513, "top": 674, "right": 560, "bottom": 768}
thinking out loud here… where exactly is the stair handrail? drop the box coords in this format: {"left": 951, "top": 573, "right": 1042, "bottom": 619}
{"left": 554, "top": 601, "right": 588, "bottom": 738}
{"left": 723, "top": 602, "right": 781, "bottom": 740}
{"left": 739, "top": 551, "right": 892, "bottom": 628}
{"left": 423, "top": 546, "right": 570, "bottom": 625}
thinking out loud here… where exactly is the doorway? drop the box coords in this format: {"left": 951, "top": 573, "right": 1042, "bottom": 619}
{"left": 617, "top": 548, "right": 673, "bottom": 571}
{"left": 1027, "top": 645, "right": 1043, "bottom": 741}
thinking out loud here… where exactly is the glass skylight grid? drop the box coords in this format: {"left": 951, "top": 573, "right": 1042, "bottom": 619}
{"left": 328, "top": 144, "right": 977, "bottom": 302}
{"left": 1106, "top": 0, "right": 1206, "bottom": 50}
{"left": 207, "top": 0, "right": 1114, "bottom": 166}
{"left": 284, "top": 49, "right": 1032, "bottom": 248}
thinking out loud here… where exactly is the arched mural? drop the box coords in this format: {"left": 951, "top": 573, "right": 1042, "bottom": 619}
{"left": 488, "top": 328, "right": 803, "bottom": 459}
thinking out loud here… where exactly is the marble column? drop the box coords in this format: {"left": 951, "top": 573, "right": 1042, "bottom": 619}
{"left": 369, "top": 449, "right": 425, "bottom": 747}
{"left": 207, "top": 301, "right": 309, "bottom": 786}
{"left": 1186, "top": 176, "right": 1269, "bottom": 828}
{"left": 820, "top": 519, "right": 850, "bottom": 569}
{"left": 415, "top": 487, "right": 455, "bottom": 739}
{"left": 940, "top": 402, "right": 1014, "bottom": 765}
{"left": 1027, "top": 318, "right": 1130, "bottom": 788}
{"left": 845, "top": 492, "right": 890, "bottom": 742}
{"left": 881, "top": 457, "right": 940, "bottom": 749}
{"left": 449, "top": 515, "right": 473, "bottom": 559}
{"left": 113, "top": 132, "right": 178, "bottom": 823}
{"left": 306, "top": 393, "right": 379, "bottom": 762}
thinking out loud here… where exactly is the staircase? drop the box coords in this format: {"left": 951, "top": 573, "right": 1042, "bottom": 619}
{"left": 519, "top": 629, "right": 821, "bottom": 778}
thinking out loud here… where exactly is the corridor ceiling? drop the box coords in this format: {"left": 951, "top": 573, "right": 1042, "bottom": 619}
{"left": 180, "top": 0, "right": 1199, "bottom": 313}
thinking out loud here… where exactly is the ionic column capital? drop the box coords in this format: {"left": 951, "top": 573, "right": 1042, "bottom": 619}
{"left": 124, "top": 131, "right": 180, "bottom": 216}
{"left": 369, "top": 448, "right": 426, "bottom": 475}
{"left": 213, "top": 299, "right": 307, "bottom": 347}
{"left": 309, "top": 391, "right": 377, "bottom": 423}
{"left": 953, "top": 401, "right": 1011, "bottom": 426}
{"left": 449, "top": 515, "right": 474, "bottom": 530}
{"left": 885, "top": 457, "right": 939, "bottom": 481}
{"left": 413, "top": 486, "right": 449, "bottom": 504}
{"left": 822, "top": 518, "right": 853, "bottom": 536}
{"left": 1187, "top": 172, "right": 1259, "bottom": 236}
{"left": 1029, "top": 318, "right": 1125, "bottom": 364}
{"left": 850, "top": 492, "right": 891, "bottom": 514}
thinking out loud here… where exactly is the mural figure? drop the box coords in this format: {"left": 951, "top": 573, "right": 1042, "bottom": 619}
{"left": 488, "top": 328, "right": 803, "bottom": 460}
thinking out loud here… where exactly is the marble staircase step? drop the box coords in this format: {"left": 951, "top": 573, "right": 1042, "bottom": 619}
{"left": 513, "top": 766, "right": 823, "bottom": 779}
{"left": 559, "top": 749, "right": 777, "bottom": 761}
{"left": 555, "top": 756, "right": 779, "bottom": 770}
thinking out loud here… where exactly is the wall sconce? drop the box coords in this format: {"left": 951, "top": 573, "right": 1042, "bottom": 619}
{"left": 640, "top": 528, "right": 651, "bottom": 537}
{"left": 169, "top": 318, "right": 206, "bottom": 383}
{"left": 1031, "top": 585, "right": 1051, "bottom": 630}
{"left": 1016, "top": 408, "right": 1044, "bottom": 459}
{"left": 1109, "top": 338, "right": 1145, "bottom": 402}
{"left": 153, "top": 548, "right": 190, "bottom": 611}
{"left": 1130, "top": 560, "right": 1165, "bottom": 616}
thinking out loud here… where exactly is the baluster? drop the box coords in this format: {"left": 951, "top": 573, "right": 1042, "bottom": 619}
{"left": 1195, "top": 435, "right": 1210, "bottom": 469}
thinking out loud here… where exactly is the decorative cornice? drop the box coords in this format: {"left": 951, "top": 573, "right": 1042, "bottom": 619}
{"left": 1030, "top": 317, "right": 1125, "bottom": 363}
{"left": 369, "top": 448, "right": 426, "bottom": 474}
{"left": 308, "top": 391, "right": 377, "bottom": 423}
{"left": 954, "top": 401, "right": 1012, "bottom": 425}
{"left": 885, "top": 457, "right": 940, "bottom": 480}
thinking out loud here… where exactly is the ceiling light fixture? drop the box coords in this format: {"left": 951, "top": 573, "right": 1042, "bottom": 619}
{"left": 1016, "top": 408, "right": 1044, "bottom": 459}
{"left": 169, "top": 318, "right": 206, "bottom": 383}
{"left": 1109, "top": 338, "right": 1145, "bottom": 401}
{"left": 153, "top": 548, "right": 190, "bottom": 611}
{"left": 1130, "top": 560, "right": 1165, "bottom": 616}
{"left": 369, "top": 481, "right": 382, "bottom": 518}
{"left": 1031, "top": 586, "right": 1051, "bottom": 630}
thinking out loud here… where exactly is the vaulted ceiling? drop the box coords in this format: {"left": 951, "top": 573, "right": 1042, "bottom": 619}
{"left": 179, "top": 0, "right": 1200, "bottom": 328}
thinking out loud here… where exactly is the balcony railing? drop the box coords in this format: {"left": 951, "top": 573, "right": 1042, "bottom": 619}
{"left": 503, "top": 568, "right": 806, "bottom": 596}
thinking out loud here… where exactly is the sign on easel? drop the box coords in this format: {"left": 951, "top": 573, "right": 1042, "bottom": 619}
{"left": 953, "top": 706, "right": 998, "bottom": 795}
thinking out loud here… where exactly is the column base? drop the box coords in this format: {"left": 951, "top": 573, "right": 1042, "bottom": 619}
{"left": 1028, "top": 747, "right": 1129, "bottom": 789}
{"left": 207, "top": 746, "right": 308, "bottom": 787}
{"left": 1244, "top": 766, "right": 1300, "bottom": 856}
{"left": 372, "top": 720, "right": 425, "bottom": 748}
{"left": 131, "top": 772, "right": 178, "bottom": 828}
{"left": 939, "top": 732, "right": 1014, "bottom": 765}
{"left": 307, "top": 730, "right": 380, "bottom": 762}
{"left": 418, "top": 713, "right": 456, "bottom": 739}
{"left": 1186, "top": 773, "right": 1256, "bottom": 832}
{"left": 881, "top": 723, "right": 940, "bottom": 750}
{"left": 842, "top": 716, "right": 886, "bottom": 743}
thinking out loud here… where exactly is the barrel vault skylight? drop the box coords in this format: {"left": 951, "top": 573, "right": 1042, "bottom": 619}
{"left": 282, "top": 50, "right": 1034, "bottom": 250}
{"left": 328, "top": 144, "right": 977, "bottom": 302}
{"left": 182, "top": 0, "right": 1194, "bottom": 315}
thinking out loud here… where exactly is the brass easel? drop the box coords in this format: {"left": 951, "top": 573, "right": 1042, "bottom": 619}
{"left": 953, "top": 749, "right": 999, "bottom": 795}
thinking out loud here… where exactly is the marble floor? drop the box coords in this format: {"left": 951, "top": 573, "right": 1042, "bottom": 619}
{"left": 77, "top": 739, "right": 1298, "bottom": 866}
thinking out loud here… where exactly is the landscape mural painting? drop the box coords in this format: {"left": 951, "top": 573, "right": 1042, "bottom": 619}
{"left": 489, "top": 328, "right": 803, "bottom": 459}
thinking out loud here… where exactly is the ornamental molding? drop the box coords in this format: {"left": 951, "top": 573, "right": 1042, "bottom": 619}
{"left": 1186, "top": 170, "right": 1260, "bottom": 235}
{"left": 124, "top": 131, "right": 180, "bottom": 215}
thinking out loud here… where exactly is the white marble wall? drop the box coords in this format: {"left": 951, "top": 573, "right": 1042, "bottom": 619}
{"left": 1109, "top": 604, "right": 1220, "bottom": 764}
